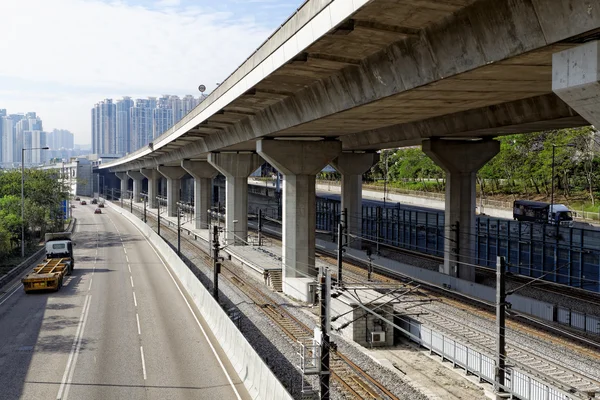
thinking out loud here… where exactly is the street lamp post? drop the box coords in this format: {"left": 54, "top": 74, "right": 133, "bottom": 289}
{"left": 21, "top": 146, "right": 50, "bottom": 258}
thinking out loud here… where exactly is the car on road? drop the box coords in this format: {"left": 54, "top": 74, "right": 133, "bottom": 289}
{"left": 94, "top": 208, "right": 102, "bottom": 214}
{"left": 75, "top": 196, "right": 80, "bottom": 201}
{"left": 98, "top": 202, "right": 105, "bottom": 208}
{"left": 91, "top": 198, "right": 98, "bottom": 204}
{"left": 81, "top": 200, "right": 87, "bottom": 205}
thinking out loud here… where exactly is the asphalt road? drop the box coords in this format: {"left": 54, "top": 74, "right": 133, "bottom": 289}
{"left": 0, "top": 201, "right": 248, "bottom": 400}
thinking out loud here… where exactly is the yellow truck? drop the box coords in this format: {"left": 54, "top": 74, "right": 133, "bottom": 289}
{"left": 22, "top": 232, "right": 74, "bottom": 293}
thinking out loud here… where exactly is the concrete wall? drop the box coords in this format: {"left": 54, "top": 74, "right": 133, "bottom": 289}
{"left": 106, "top": 202, "right": 293, "bottom": 400}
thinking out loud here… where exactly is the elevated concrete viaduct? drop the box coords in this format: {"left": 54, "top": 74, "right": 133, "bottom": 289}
{"left": 99, "top": 0, "right": 600, "bottom": 301}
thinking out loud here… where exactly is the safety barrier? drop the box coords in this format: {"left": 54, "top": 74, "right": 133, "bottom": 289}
{"left": 106, "top": 202, "right": 293, "bottom": 400}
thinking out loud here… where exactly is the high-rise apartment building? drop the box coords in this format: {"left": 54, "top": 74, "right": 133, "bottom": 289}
{"left": 21, "top": 130, "right": 47, "bottom": 166}
{"left": 91, "top": 99, "right": 116, "bottom": 155}
{"left": 92, "top": 94, "right": 202, "bottom": 154}
{"left": 47, "top": 129, "right": 75, "bottom": 150}
{"left": 116, "top": 97, "right": 134, "bottom": 155}
{"left": 153, "top": 95, "right": 173, "bottom": 138}
{"left": 131, "top": 99, "right": 153, "bottom": 151}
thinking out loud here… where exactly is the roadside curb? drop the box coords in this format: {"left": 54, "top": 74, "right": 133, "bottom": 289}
{"left": 0, "top": 218, "right": 77, "bottom": 291}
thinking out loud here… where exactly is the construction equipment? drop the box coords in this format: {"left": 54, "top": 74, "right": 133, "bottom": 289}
{"left": 22, "top": 232, "right": 75, "bottom": 293}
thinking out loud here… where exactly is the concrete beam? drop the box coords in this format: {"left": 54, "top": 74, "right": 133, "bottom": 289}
{"left": 127, "top": 171, "right": 145, "bottom": 203}
{"left": 422, "top": 139, "right": 500, "bottom": 281}
{"left": 207, "top": 153, "right": 262, "bottom": 245}
{"left": 157, "top": 166, "right": 187, "bottom": 217}
{"left": 140, "top": 168, "right": 160, "bottom": 208}
{"left": 330, "top": 152, "right": 379, "bottom": 249}
{"left": 257, "top": 139, "right": 341, "bottom": 301}
{"left": 182, "top": 160, "right": 219, "bottom": 229}
{"left": 340, "top": 94, "right": 587, "bottom": 150}
{"left": 553, "top": 40, "right": 600, "bottom": 128}
{"left": 115, "top": 172, "right": 129, "bottom": 199}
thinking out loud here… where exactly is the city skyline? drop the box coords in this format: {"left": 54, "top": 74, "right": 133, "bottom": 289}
{"left": 0, "top": 0, "right": 300, "bottom": 144}
{"left": 92, "top": 94, "right": 204, "bottom": 156}
{"left": 0, "top": 109, "right": 83, "bottom": 167}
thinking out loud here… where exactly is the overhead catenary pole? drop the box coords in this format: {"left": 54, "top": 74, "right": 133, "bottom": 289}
{"left": 495, "top": 256, "right": 507, "bottom": 395}
{"left": 213, "top": 225, "right": 220, "bottom": 301}
{"left": 258, "top": 209, "right": 263, "bottom": 246}
{"left": 157, "top": 196, "right": 161, "bottom": 236}
{"left": 177, "top": 204, "right": 181, "bottom": 256}
{"left": 336, "top": 209, "right": 346, "bottom": 287}
{"left": 319, "top": 269, "right": 331, "bottom": 400}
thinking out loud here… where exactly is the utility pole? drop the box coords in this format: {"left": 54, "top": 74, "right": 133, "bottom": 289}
{"left": 319, "top": 269, "right": 331, "bottom": 400}
{"left": 495, "top": 256, "right": 507, "bottom": 395}
{"left": 177, "top": 204, "right": 181, "bottom": 256}
{"left": 213, "top": 225, "right": 221, "bottom": 301}
{"left": 336, "top": 209, "right": 346, "bottom": 287}
{"left": 258, "top": 209, "right": 263, "bottom": 246}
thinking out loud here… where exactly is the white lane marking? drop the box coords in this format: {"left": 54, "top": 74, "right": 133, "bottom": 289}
{"left": 133, "top": 292, "right": 137, "bottom": 307}
{"left": 136, "top": 313, "right": 141, "bottom": 335}
{"left": 0, "top": 284, "right": 22, "bottom": 307}
{"left": 123, "top": 248, "right": 127, "bottom": 255}
{"left": 140, "top": 346, "right": 147, "bottom": 380}
{"left": 130, "top": 276, "right": 134, "bottom": 288}
{"left": 128, "top": 265, "right": 131, "bottom": 273}
{"left": 63, "top": 297, "right": 93, "bottom": 400}
{"left": 56, "top": 294, "right": 92, "bottom": 400}
{"left": 125, "top": 255, "right": 129, "bottom": 263}
{"left": 87, "top": 278, "right": 93, "bottom": 291}
{"left": 141, "top": 232, "right": 243, "bottom": 400}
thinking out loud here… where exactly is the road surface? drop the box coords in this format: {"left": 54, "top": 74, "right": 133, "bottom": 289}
{"left": 0, "top": 202, "right": 248, "bottom": 400}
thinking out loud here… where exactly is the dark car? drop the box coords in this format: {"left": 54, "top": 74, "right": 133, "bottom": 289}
{"left": 91, "top": 198, "right": 98, "bottom": 204}
{"left": 80, "top": 200, "right": 87, "bottom": 205}
{"left": 98, "top": 202, "right": 105, "bottom": 208}
{"left": 94, "top": 208, "right": 102, "bottom": 214}
{"left": 75, "top": 196, "right": 80, "bottom": 201}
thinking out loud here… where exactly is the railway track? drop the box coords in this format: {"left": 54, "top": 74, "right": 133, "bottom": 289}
{"left": 125, "top": 202, "right": 400, "bottom": 399}
{"left": 253, "top": 220, "right": 600, "bottom": 399}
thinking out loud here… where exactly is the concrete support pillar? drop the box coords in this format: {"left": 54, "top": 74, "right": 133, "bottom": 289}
{"left": 181, "top": 160, "right": 219, "bottom": 229}
{"left": 331, "top": 152, "right": 379, "bottom": 249}
{"left": 115, "top": 172, "right": 129, "bottom": 199}
{"left": 208, "top": 153, "right": 262, "bottom": 245}
{"left": 140, "top": 168, "right": 160, "bottom": 208}
{"left": 422, "top": 139, "right": 499, "bottom": 281}
{"left": 553, "top": 41, "right": 600, "bottom": 127}
{"left": 157, "top": 166, "right": 187, "bottom": 217}
{"left": 258, "top": 139, "right": 341, "bottom": 301}
{"left": 127, "top": 171, "right": 145, "bottom": 203}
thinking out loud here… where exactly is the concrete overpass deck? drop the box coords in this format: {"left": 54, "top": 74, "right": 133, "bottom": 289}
{"left": 100, "top": 0, "right": 595, "bottom": 173}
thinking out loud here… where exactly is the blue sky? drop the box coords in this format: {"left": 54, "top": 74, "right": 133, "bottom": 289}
{"left": 0, "top": 0, "right": 302, "bottom": 144}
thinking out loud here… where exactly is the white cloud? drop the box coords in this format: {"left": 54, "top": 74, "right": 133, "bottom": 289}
{"left": 0, "top": 0, "right": 277, "bottom": 144}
